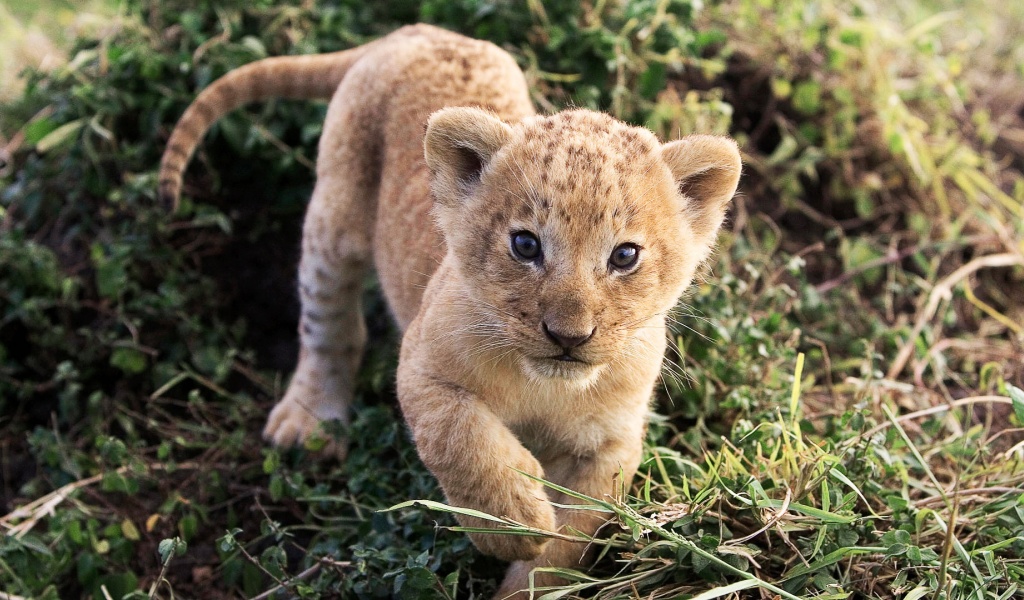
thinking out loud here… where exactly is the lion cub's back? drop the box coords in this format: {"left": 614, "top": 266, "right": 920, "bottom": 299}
{"left": 327, "top": 25, "right": 535, "bottom": 327}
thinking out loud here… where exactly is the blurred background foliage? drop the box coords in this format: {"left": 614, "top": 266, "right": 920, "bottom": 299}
{"left": 0, "top": 0, "right": 1022, "bottom": 598}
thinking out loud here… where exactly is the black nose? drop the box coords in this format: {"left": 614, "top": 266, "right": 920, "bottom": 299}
{"left": 542, "top": 322, "right": 595, "bottom": 350}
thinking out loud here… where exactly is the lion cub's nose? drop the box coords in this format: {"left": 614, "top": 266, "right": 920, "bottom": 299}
{"left": 542, "top": 321, "right": 595, "bottom": 349}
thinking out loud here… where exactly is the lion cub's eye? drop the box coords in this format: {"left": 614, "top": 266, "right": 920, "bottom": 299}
{"left": 511, "top": 231, "right": 542, "bottom": 262}
{"left": 609, "top": 243, "right": 640, "bottom": 270}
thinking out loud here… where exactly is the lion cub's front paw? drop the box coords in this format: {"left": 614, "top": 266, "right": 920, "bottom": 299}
{"left": 463, "top": 480, "right": 557, "bottom": 562}
{"left": 471, "top": 519, "right": 553, "bottom": 562}
{"left": 263, "top": 382, "right": 348, "bottom": 460}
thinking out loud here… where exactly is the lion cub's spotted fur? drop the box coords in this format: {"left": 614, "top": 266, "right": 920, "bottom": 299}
{"left": 160, "top": 24, "right": 741, "bottom": 599}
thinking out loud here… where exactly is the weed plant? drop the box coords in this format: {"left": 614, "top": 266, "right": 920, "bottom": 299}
{"left": 0, "top": 0, "right": 1021, "bottom": 598}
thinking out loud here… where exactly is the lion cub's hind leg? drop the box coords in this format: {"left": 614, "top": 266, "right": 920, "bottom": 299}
{"left": 263, "top": 141, "right": 376, "bottom": 460}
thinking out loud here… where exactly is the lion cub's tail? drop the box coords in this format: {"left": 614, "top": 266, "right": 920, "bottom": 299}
{"left": 158, "top": 45, "right": 370, "bottom": 208}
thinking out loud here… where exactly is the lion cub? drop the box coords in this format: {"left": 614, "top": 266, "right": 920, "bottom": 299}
{"left": 160, "top": 24, "right": 740, "bottom": 599}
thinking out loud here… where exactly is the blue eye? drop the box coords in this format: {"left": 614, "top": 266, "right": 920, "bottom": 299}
{"left": 511, "top": 231, "right": 541, "bottom": 261}
{"left": 610, "top": 243, "right": 639, "bottom": 270}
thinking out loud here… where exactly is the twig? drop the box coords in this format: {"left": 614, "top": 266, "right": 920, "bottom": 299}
{"left": 729, "top": 487, "right": 792, "bottom": 545}
{"left": 0, "top": 469, "right": 123, "bottom": 538}
{"left": 817, "top": 235, "right": 998, "bottom": 294}
{"left": 250, "top": 122, "right": 316, "bottom": 172}
{"left": 249, "top": 562, "right": 318, "bottom": 600}
{"left": 234, "top": 532, "right": 290, "bottom": 593}
{"left": 931, "top": 496, "right": 958, "bottom": 600}
{"left": 816, "top": 243, "right": 928, "bottom": 294}
{"left": 148, "top": 537, "right": 186, "bottom": 599}
{"left": 232, "top": 359, "right": 276, "bottom": 396}
{"left": 191, "top": 10, "right": 231, "bottom": 63}
{"left": 854, "top": 395, "right": 1012, "bottom": 442}
{"left": 915, "top": 487, "right": 1022, "bottom": 508}
{"left": 1, "top": 462, "right": 200, "bottom": 538}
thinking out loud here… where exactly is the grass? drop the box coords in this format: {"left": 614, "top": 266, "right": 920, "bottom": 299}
{"left": 1, "top": 0, "right": 1022, "bottom": 598}
{"left": 0, "top": 0, "right": 116, "bottom": 101}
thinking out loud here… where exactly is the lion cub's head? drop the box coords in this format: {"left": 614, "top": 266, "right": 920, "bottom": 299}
{"left": 424, "top": 108, "right": 740, "bottom": 386}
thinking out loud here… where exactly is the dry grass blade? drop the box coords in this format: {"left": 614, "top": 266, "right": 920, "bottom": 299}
{"left": 1, "top": 468, "right": 126, "bottom": 539}
{"left": 888, "top": 253, "right": 1024, "bottom": 379}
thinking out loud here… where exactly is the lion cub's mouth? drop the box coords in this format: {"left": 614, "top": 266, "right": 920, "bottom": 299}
{"left": 520, "top": 351, "right": 603, "bottom": 386}
{"left": 549, "top": 353, "right": 585, "bottom": 363}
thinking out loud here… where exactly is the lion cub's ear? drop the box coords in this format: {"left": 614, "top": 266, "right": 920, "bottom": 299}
{"left": 424, "top": 107, "right": 513, "bottom": 209}
{"left": 661, "top": 135, "right": 742, "bottom": 243}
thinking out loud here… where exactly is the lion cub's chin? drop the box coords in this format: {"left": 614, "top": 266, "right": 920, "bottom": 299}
{"left": 521, "top": 356, "right": 605, "bottom": 389}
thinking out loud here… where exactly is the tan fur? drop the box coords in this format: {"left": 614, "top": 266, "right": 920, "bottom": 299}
{"left": 159, "top": 24, "right": 741, "bottom": 599}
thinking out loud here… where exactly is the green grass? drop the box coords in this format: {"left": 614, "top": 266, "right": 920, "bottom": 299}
{"left": 1, "top": 0, "right": 1022, "bottom": 598}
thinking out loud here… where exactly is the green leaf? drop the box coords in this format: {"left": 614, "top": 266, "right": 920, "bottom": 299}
{"left": 906, "top": 545, "right": 922, "bottom": 562}
{"left": 885, "top": 543, "right": 908, "bottom": 557}
{"left": 844, "top": 238, "right": 884, "bottom": 285}
{"left": 446, "top": 526, "right": 549, "bottom": 538}
{"left": 1008, "top": 384, "right": 1024, "bottom": 424}
{"left": 782, "top": 547, "right": 884, "bottom": 580}
{"left": 263, "top": 450, "right": 280, "bottom": 474}
{"left": 68, "top": 519, "right": 85, "bottom": 545}
{"left": 511, "top": 468, "right": 613, "bottom": 510}
{"left": 903, "top": 587, "right": 932, "bottom": 600}
{"left": 758, "top": 499, "right": 857, "bottom": 524}
{"left": 110, "top": 347, "right": 147, "bottom": 375}
{"left": 92, "top": 572, "right": 138, "bottom": 600}
{"left": 269, "top": 475, "right": 284, "bottom": 501}
{"left": 691, "top": 549, "right": 711, "bottom": 573}
{"left": 384, "top": 499, "right": 511, "bottom": 524}
{"left": 303, "top": 434, "right": 327, "bottom": 452}
{"left": 771, "top": 78, "right": 792, "bottom": 99}
{"left": 218, "top": 529, "right": 242, "bottom": 553}
{"left": 14, "top": 533, "right": 53, "bottom": 556}
{"left": 792, "top": 81, "right": 821, "bottom": 114}
{"left": 101, "top": 470, "right": 132, "bottom": 493}
{"left": 36, "top": 119, "right": 86, "bottom": 153}
{"left": 158, "top": 538, "right": 176, "bottom": 562}
{"left": 121, "top": 519, "right": 141, "bottom": 542}
{"left": 23, "top": 117, "right": 58, "bottom": 144}
{"left": 638, "top": 63, "right": 666, "bottom": 100}
{"left": 90, "top": 243, "right": 129, "bottom": 299}
{"left": 178, "top": 514, "right": 198, "bottom": 541}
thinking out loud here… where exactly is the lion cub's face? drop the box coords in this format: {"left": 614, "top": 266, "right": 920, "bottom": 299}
{"left": 425, "top": 109, "right": 740, "bottom": 386}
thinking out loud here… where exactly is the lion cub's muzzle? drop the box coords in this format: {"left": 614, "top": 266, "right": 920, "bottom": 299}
{"left": 542, "top": 321, "right": 594, "bottom": 349}
{"left": 540, "top": 320, "right": 596, "bottom": 364}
